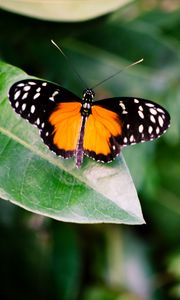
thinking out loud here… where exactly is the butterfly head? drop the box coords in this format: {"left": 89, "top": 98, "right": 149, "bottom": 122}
{"left": 82, "top": 88, "right": 95, "bottom": 103}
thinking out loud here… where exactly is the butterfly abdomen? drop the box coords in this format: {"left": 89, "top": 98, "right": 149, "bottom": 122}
{"left": 75, "top": 117, "right": 87, "bottom": 168}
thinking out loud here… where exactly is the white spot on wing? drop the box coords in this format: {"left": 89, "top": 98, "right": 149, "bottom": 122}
{"left": 22, "top": 92, "right": 28, "bottom": 100}
{"left": 157, "top": 108, "right": 165, "bottom": 113}
{"left": 33, "top": 93, "right": 40, "bottom": 99}
{"left": 158, "top": 115, "right": 164, "bottom": 127}
{"left": 36, "top": 118, "right": 40, "bottom": 125}
{"left": 139, "top": 124, "right": 144, "bottom": 133}
{"left": 36, "top": 87, "right": 41, "bottom": 92}
{"left": 23, "top": 85, "right": 31, "bottom": 91}
{"left": 150, "top": 115, "right": 156, "bottom": 123}
{"left": 15, "top": 101, "right": 19, "bottom": 108}
{"left": 138, "top": 111, "right": 144, "bottom": 119}
{"left": 42, "top": 82, "right": 47, "bottom": 86}
{"left": 28, "top": 81, "right": 36, "bottom": 85}
{"left": 31, "top": 105, "right": 35, "bottom": 114}
{"left": 156, "top": 127, "right": 160, "bottom": 134}
{"left": 22, "top": 103, "right": 26, "bottom": 111}
{"left": 146, "top": 103, "right": 154, "bottom": 107}
{"left": 14, "top": 90, "right": 21, "bottom": 100}
{"left": 134, "top": 99, "right": 139, "bottom": 103}
{"left": 148, "top": 126, "right": 153, "bottom": 134}
{"left": 130, "top": 135, "right": 134, "bottom": 142}
{"left": 49, "top": 90, "right": 59, "bottom": 101}
{"left": 53, "top": 91, "right": 59, "bottom": 97}
{"left": 119, "top": 101, "right": 126, "bottom": 110}
{"left": 17, "top": 83, "right": 25, "bottom": 87}
{"left": 150, "top": 108, "right": 157, "bottom": 115}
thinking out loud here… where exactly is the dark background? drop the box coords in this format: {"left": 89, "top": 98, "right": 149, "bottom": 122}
{"left": 0, "top": 1, "right": 180, "bottom": 299}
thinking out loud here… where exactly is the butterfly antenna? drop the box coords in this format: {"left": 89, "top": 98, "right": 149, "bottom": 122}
{"left": 51, "top": 40, "right": 87, "bottom": 88}
{"left": 91, "top": 58, "right": 144, "bottom": 90}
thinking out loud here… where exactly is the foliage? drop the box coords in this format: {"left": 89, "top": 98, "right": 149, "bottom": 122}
{"left": 0, "top": 1, "right": 180, "bottom": 299}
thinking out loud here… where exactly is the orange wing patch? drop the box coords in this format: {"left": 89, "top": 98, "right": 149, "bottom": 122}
{"left": 49, "top": 102, "right": 81, "bottom": 152}
{"left": 83, "top": 105, "right": 122, "bottom": 161}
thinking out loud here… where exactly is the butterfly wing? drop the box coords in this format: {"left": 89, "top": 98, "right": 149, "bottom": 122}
{"left": 9, "top": 79, "right": 82, "bottom": 158}
{"left": 83, "top": 97, "right": 170, "bottom": 162}
{"left": 83, "top": 105, "right": 122, "bottom": 162}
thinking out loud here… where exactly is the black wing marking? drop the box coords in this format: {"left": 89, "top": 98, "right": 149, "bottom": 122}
{"left": 8, "top": 79, "right": 81, "bottom": 158}
{"left": 93, "top": 97, "right": 170, "bottom": 146}
{"left": 8, "top": 79, "right": 81, "bottom": 129}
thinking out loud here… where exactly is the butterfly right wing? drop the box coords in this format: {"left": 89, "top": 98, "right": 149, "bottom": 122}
{"left": 8, "top": 79, "right": 82, "bottom": 158}
{"left": 83, "top": 96, "right": 170, "bottom": 163}
{"left": 93, "top": 97, "right": 170, "bottom": 146}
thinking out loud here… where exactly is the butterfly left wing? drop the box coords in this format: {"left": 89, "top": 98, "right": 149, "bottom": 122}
{"left": 83, "top": 97, "right": 170, "bottom": 163}
{"left": 8, "top": 79, "right": 82, "bottom": 158}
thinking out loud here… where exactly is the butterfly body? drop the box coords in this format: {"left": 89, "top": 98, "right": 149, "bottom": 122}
{"left": 8, "top": 79, "right": 170, "bottom": 168}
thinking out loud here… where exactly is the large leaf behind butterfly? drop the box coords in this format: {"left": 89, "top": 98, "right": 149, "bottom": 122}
{"left": 0, "top": 61, "right": 144, "bottom": 224}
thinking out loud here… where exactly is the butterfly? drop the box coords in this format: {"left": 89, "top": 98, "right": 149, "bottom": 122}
{"left": 8, "top": 79, "right": 170, "bottom": 167}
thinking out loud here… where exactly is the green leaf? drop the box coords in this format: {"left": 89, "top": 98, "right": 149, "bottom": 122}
{"left": 0, "top": 0, "right": 133, "bottom": 22}
{"left": 0, "top": 61, "right": 144, "bottom": 224}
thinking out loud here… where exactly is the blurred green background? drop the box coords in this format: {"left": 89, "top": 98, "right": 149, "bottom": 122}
{"left": 0, "top": 1, "right": 180, "bottom": 299}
